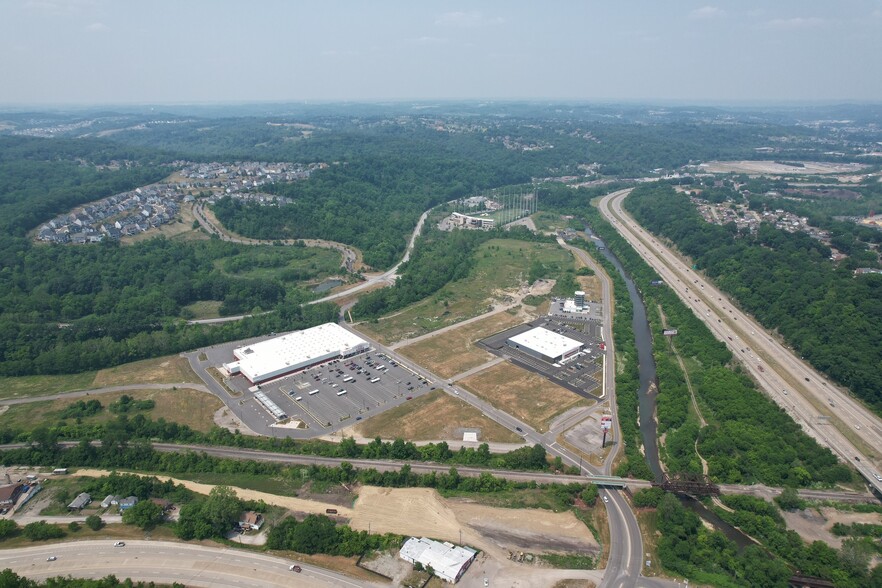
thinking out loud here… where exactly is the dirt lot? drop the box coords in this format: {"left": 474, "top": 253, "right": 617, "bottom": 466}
{"left": 458, "top": 363, "right": 589, "bottom": 433}
{"left": 351, "top": 389, "right": 522, "bottom": 443}
{"left": 699, "top": 160, "right": 866, "bottom": 175}
{"left": 397, "top": 312, "right": 524, "bottom": 379}
{"left": 782, "top": 506, "right": 882, "bottom": 549}
{"left": 349, "top": 487, "right": 598, "bottom": 559}
{"left": 576, "top": 275, "right": 602, "bottom": 302}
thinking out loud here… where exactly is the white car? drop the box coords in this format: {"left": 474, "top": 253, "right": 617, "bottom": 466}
{"left": 114, "top": 541, "right": 125, "bottom": 547}
{"left": 47, "top": 556, "right": 57, "bottom": 561}
{"left": 602, "top": 496, "right": 609, "bottom": 503}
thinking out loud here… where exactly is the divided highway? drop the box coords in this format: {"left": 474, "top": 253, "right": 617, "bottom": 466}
{"left": 598, "top": 189, "right": 882, "bottom": 494}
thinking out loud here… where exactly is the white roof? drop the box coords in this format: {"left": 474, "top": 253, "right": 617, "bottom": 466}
{"left": 400, "top": 537, "right": 476, "bottom": 583}
{"left": 233, "top": 323, "right": 367, "bottom": 383}
{"left": 507, "top": 326, "right": 582, "bottom": 359}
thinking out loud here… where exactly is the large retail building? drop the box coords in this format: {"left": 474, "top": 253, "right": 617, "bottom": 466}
{"left": 225, "top": 323, "right": 369, "bottom": 384}
{"left": 505, "top": 326, "right": 583, "bottom": 364}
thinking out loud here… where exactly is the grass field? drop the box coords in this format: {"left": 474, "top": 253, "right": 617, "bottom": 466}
{"left": 0, "top": 355, "right": 201, "bottom": 401}
{"left": 91, "top": 355, "right": 199, "bottom": 387}
{"left": 0, "top": 372, "right": 97, "bottom": 401}
{"left": 353, "top": 389, "right": 523, "bottom": 443}
{"left": 212, "top": 244, "right": 341, "bottom": 288}
{"left": 396, "top": 311, "right": 523, "bottom": 379}
{"left": 181, "top": 299, "right": 223, "bottom": 320}
{"left": 357, "top": 239, "right": 572, "bottom": 345}
{"left": 1, "top": 388, "right": 222, "bottom": 433}
{"left": 458, "top": 363, "right": 589, "bottom": 433}
{"left": 532, "top": 211, "right": 569, "bottom": 233}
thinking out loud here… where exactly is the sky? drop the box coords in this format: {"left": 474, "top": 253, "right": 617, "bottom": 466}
{"left": 1, "top": 0, "right": 881, "bottom": 105}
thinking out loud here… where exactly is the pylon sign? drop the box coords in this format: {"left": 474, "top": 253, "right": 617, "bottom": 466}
{"left": 600, "top": 415, "right": 613, "bottom": 430}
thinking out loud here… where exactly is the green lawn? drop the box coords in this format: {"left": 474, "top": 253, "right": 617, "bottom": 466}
{"left": 358, "top": 238, "right": 573, "bottom": 344}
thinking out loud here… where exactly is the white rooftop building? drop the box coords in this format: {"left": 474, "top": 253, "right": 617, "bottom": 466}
{"left": 228, "top": 323, "right": 369, "bottom": 384}
{"left": 506, "top": 326, "right": 583, "bottom": 364}
{"left": 399, "top": 537, "right": 477, "bottom": 583}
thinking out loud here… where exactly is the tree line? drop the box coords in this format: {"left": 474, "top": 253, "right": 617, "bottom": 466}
{"left": 625, "top": 183, "right": 882, "bottom": 415}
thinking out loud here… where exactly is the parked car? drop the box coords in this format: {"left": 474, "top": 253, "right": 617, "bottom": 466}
{"left": 47, "top": 556, "right": 57, "bottom": 561}
{"left": 289, "top": 565, "right": 302, "bottom": 573}
{"left": 114, "top": 541, "right": 125, "bottom": 547}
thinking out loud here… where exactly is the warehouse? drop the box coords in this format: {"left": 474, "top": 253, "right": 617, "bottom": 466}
{"left": 506, "top": 326, "right": 583, "bottom": 364}
{"left": 399, "top": 537, "right": 477, "bottom": 583}
{"left": 228, "top": 323, "right": 369, "bottom": 384}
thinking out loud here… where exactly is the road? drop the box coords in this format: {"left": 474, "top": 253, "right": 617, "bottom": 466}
{"left": 0, "top": 540, "right": 381, "bottom": 588}
{"left": 599, "top": 188, "right": 882, "bottom": 494}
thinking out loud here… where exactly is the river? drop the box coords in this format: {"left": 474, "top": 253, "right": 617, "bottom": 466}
{"left": 584, "top": 226, "right": 663, "bottom": 482}
{"left": 584, "top": 224, "right": 755, "bottom": 548}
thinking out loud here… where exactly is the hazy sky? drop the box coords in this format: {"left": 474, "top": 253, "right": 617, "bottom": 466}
{"left": 2, "top": 0, "right": 881, "bottom": 105}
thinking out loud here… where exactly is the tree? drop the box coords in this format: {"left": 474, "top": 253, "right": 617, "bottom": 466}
{"left": 0, "top": 518, "right": 19, "bottom": 539}
{"left": 579, "top": 484, "right": 599, "bottom": 506}
{"left": 67, "top": 521, "right": 80, "bottom": 532}
{"left": 23, "top": 521, "right": 65, "bottom": 541}
{"left": 85, "top": 514, "right": 104, "bottom": 531}
{"left": 774, "top": 487, "right": 805, "bottom": 511}
{"left": 122, "top": 500, "right": 165, "bottom": 530}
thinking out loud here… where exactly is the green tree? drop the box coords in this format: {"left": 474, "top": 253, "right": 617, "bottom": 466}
{"left": 0, "top": 518, "right": 19, "bottom": 539}
{"left": 774, "top": 487, "right": 805, "bottom": 511}
{"left": 580, "top": 484, "right": 599, "bottom": 506}
{"left": 122, "top": 500, "right": 165, "bottom": 530}
{"left": 22, "top": 521, "right": 65, "bottom": 541}
{"left": 85, "top": 514, "right": 104, "bottom": 531}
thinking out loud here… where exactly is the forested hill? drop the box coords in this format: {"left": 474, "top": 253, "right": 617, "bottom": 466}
{"left": 625, "top": 184, "right": 882, "bottom": 414}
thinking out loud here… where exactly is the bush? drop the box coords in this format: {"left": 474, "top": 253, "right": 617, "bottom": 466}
{"left": 632, "top": 487, "right": 666, "bottom": 508}
{"left": 67, "top": 521, "right": 80, "bottom": 532}
{"left": 122, "top": 500, "right": 165, "bottom": 530}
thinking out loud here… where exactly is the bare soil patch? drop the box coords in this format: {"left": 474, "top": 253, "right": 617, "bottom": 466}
{"left": 352, "top": 389, "right": 522, "bottom": 443}
{"left": 349, "top": 487, "right": 597, "bottom": 558}
{"left": 782, "top": 506, "right": 882, "bottom": 549}
{"left": 699, "top": 160, "right": 866, "bottom": 175}
{"left": 576, "top": 275, "right": 602, "bottom": 302}
{"left": 92, "top": 355, "right": 199, "bottom": 387}
{"left": 459, "top": 363, "right": 589, "bottom": 433}
{"left": 397, "top": 312, "right": 523, "bottom": 379}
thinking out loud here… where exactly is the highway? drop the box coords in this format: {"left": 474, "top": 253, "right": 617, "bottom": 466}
{"left": 0, "top": 540, "right": 382, "bottom": 588}
{"left": 598, "top": 188, "right": 882, "bottom": 494}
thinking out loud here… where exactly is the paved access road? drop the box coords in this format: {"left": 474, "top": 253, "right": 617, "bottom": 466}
{"left": 0, "top": 540, "right": 383, "bottom": 588}
{"left": 599, "top": 188, "right": 882, "bottom": 494}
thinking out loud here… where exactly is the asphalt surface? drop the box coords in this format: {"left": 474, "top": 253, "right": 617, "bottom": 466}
{"left": 599, "top": 188, "right": 882, "bottom": 495}
{"left": 0, "top": 540, "right": 381, "bottom": 588}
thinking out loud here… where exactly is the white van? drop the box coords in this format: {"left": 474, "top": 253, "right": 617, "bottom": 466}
{"left": 336, "top": 390, "right": 347, "bottom": 396}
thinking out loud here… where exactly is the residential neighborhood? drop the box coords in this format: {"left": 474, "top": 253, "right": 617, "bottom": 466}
{"left": 35, "top": 160, "right": 326, "bottom": 245}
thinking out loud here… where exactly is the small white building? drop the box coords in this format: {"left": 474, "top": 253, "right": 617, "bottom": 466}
{"left": 506, "top": 326, "right": 583, "bottom": 364}
{"left": 399, "top": 537, "right": 477, "bottom": 583}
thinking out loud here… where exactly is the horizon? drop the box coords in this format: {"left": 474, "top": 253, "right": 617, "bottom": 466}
{"left": 2, "top": 1, "right": 881, "bottom": 105}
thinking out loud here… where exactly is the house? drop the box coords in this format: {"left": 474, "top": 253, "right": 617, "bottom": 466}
{"left": 68, "top": 492, "right": 91, "bottom": 511}
{"left": 239, "top": 511, "right": 263, "bottom": 531}
{"left": 118, "top": 496, "right": 139, "bottom": 511}
{"left": 149, "top": 498, "right": 173, "bottom": 511}
{"left": 100, "top": 495, "right": 117, "bottom": 509}
{"left": 0, "top": 483, "right": 25, "bottom": 507}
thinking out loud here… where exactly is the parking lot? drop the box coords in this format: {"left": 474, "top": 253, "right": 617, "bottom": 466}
{"left": 260, "top": 352, "right": 436, "bottom": 430}
{"left": 478, "top": 317, "right": 604, "bottom": 400}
